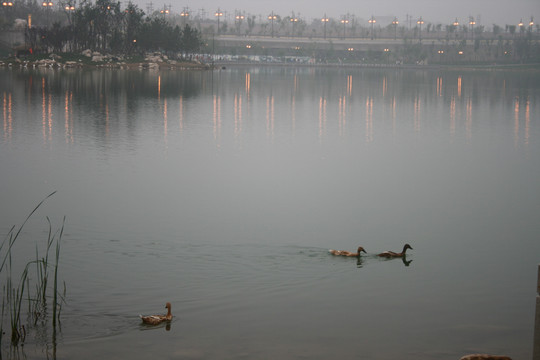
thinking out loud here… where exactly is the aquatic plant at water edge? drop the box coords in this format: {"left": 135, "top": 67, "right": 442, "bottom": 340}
{"left": 0, "top": 192, "right": 66, "bottom": 351}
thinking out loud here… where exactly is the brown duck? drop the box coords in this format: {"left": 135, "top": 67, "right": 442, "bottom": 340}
{"left": 377, "top": 244, "right": 413, "bottom": 258}
{"left": 140, "top": 302, "right": 173, "bottom": 325}
{"left": 329, "top": 246, "right": 366, "bottom": 257}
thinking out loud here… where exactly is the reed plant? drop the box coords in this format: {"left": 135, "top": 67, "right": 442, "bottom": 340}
{"left": 0, "top": 192, "right": 66, "bottom": 352}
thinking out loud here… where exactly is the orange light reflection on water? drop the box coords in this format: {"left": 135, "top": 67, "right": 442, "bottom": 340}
{"left": 163, "top": 98, "right": 168, "bottom": 145}
{"left": 338, "top": 96, "right": 346, "bottom": 138}
{"left": 514, "top": 97, "right": 519, "bottom": 147}
{"left": 213, "top": 95, "right": 221, "bottom": 143}
{"left": 266, "top": 95, "right": 275, "bottom": 139}
{"left": 524, "top": 97, "right": 530, "bottom": 146}
{"left": 466, "top": 97, "right": 472, "bottom": 141}
{"left": 179, "top": 96, "right": 184, "bottom": 133}
{"left": 437, "top": 77, "right": 443, "bottom": 97}
{"left": 245, "top": 73, "right": 250, "bottom": 97}
{"left": 365, "top": 96, "right": 373, "bottom": 142}
{"left": 319, "top": 96, "right": 327, "bottom": 141}
{"left": 64, "top": 91, "right": 74, "bottom": 143}
{"left": 3, "top": 92, "right": 12, "bottom": 140}
{"left": 234, "top": 93, "right": 242, "bottom": 138}
{"left": 450, "top": 95, "right": 456, "bottom": 139}
{"left": 414, "top": 96, "right": 421, "bottom": 133}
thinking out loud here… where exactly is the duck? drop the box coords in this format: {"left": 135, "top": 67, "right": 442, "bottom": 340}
{"left": 459, "top": 355, "right": 512, "bottom": 360}
{"left": 140, "top": 302, "right": 173, "bottom": 325}
{"left": 329, "top": 246, "right": 366, "bottom": 257}
{"left": 377, "top": 243, "right": 413, "bottom": 258}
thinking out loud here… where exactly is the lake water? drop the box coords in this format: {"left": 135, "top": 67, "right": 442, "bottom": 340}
{"left": 1, "top": 66, "right": 539, "bottom": 359}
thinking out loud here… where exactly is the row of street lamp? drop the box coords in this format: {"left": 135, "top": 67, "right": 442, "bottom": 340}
{"left": 2, "top": 1, "right": 535, "bottom": 40}
{"left": 211, "top": 11, "right": 536, "bottom": 40}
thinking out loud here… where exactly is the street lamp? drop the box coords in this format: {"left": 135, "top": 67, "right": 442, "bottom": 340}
{"left": 392, "top": 17, "right": 399, "bottom": 40}
{"left": 438, "top": 49, "right": 444, "bottom": 62}
{"left": 518, "top": 18, "right": 524, "bottom": 37}
{"left": 268, "top": 11, "right": 277, "bottom": 38}
{"left": 215, "top": 8, "right": 223, "bottom": 34}
{"left": 321, "top": 14, "right": 329, "bottom": 39}
{"left": 469, "top": 16, "right": 475, "bottom": 41}
{"left": 159, "top": 5, "right": 169, "bottom": 19}
{"left": 368, "top": 15, "right": 376, "bottom": 40}
{"left": 64, "top": 2, "right": 75, "bottom": 24}
{"left": 529, "top": 17, "right": 534, "bottom": 32}
{"left": 340, "top": 17, "right": 349, "bottom": 39}
{"left": 417, "top": 16, "right": 424, "bottom": 41}
{"left": 180, "top": 7, "right": 189, "bottom": 26}
{"left": 235, "top": 12, "right": 244, "bottom": 35}
{"left": 452, "top": 18, "right": 459, "bottom": 40}
{"left": 42, "top": 1, "right": 54, "bottom": 27}
{"left": 290, "top": 16, "right": 298, "bottom": 38}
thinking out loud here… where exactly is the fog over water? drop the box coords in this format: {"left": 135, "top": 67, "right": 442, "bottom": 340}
{"left": 131, "top": 0, "right": 538, "bottom": 28}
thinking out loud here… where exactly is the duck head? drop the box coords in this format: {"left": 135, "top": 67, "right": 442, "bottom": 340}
{"left": 357, "top": 246, "right": 367, "bottom": 254}
{"left": 403, "top": 244, "right": 413, "bottom": 252}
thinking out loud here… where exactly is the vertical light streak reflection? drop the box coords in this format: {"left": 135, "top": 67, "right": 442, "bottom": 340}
{"left": 48, "top": 93, "right": 53, "bottom": 140}
{"left": 338, "top": 96, "right": 345, "bottom": 137}
{"left": 64, "top": 91, "right": 74, "bottom": 143}
{"left": 2, "top": 93, "right": 5, "bottom": 138}
{"left": 213, "top": 95, "right": 221, "bottom": 143}
{"left": 291, "top": 74, "right": 297, "bottom": 135}
{"left": 3, "top": 92, "right": 12, "bottom": 140}
{"left": 41, "top": 78, "right": 54, "bottom": 143}
{"left": 450, "top": 95, "right": 456, "bottom": 139}
{"left": 234, "top": 93, "right": 242, "bottom": 138}
{"left": 466, "top": 97, "right": 472, "bottom": 141}
{"left": 319, "top": 96, "right": 327, "bottom": 141}
{"left": 365, "top": 96, "right": 373, "bottom": 142}
{"left": 457, "top": 76, "right": 462, "bottom": 98}
{"left": 163, "top": 98, "right": 168, "bottom": 146}
{"left": 42, "top": 77, "right": 47, "bottom": 142}
{"left": 514, "top": 97, "right": 520, "bottom": 147}
{"left": 266, "top": 95, "right": 275, "bottom": 139}
{"left": 179, "top": 96, "right": 184, "bottom": 133}
{"left": 524, "top": 97, "right": 530, "bottom": 146}
{"left": 245, "top": 73, "right": 250, "bottom": 97}
{"left": 437, "top": 77, "right": 443, "bottom": 96}
{"left": 382, "top": 76, "right": 387, "bottom": 97}
{"left": 391, "top": 96, "right": 396, "bottom": 136}
{"left": 290, "top": 95, "right": 296, "bottom": 135}
{"left": 104, "top": 102, "right": 109, "bottom": 138}
{"left": 157, "top": 75, "right": 161, "bottom": 100}
{"left": 347, "top": 75, "right": 353, "bottom": 97}
{"left": 414, "top": 96, "right": 421, "bottom": 133}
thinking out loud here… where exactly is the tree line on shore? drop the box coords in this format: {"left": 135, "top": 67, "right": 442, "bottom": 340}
{"left": 1, "top": 0, "right": 203, "bottom": 56}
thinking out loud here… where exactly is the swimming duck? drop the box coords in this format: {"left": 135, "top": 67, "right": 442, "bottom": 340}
{"left": 377, "top": 244, "right": 413, "bottom": 258}
{"left": 329, "top": 246, "right": 366, "bottom": 257}
{"left": 459, "top": 355, "right": 512, "bottom": 360}
{"left": 140, "top": 302, "right": 173, "bottom": 325}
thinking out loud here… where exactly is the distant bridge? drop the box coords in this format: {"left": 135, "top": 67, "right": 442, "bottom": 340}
{"left": 208, "top": 34, "right": 495, "bottom": 62}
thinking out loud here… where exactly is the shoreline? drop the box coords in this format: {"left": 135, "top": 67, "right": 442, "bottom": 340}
{"left": 1, "top": 57, "right": 539, "bottom": 72}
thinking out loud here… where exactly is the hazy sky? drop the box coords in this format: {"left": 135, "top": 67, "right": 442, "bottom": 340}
{"left": 140, "top": 0, "right": 539, "bottom": 27}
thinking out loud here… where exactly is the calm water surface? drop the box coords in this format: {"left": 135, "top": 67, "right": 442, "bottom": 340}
{"left": 1, "top": 66, "right": 539, "bottom": 359}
